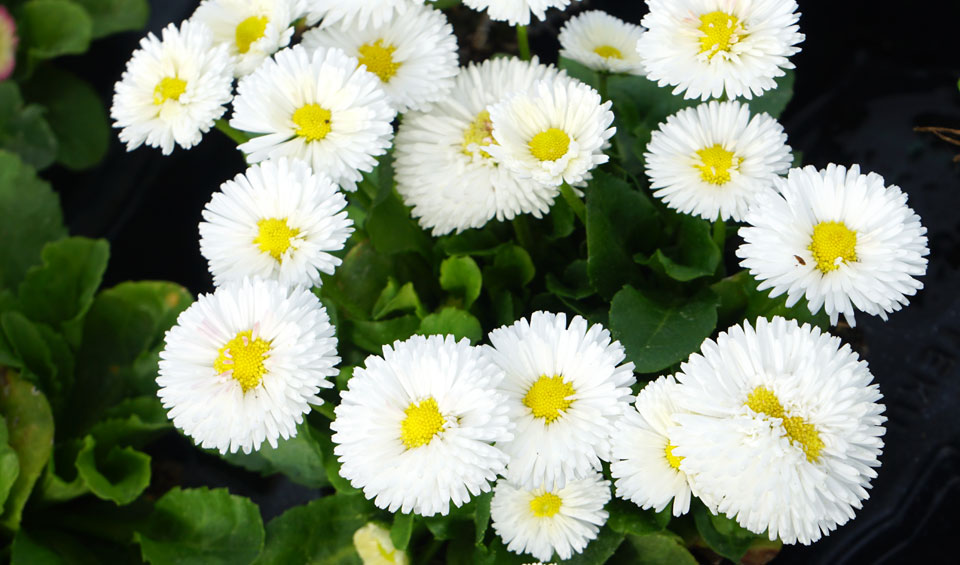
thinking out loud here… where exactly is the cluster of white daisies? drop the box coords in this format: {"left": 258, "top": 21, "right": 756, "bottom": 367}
{"left": 116, "top": 0, "right": 935, "bottom": 562}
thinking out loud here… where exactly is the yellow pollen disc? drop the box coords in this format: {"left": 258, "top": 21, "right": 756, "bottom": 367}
{"left": 523, "top": 375, "right": 575, "bottom": 424}
{"left": 462, "top": 110, "right": 496, "bottom": 158}
{"left": 695, "top": 144, "right": 740, "bottom": 185}
{"left": 664, "top": 443, "right": 684, "bottom": 470}
{"left": 400, "top": 397, "right": 445, "bottom": 449}
{"left": 698, "top": 11, "right": 741, "bottom": 57}
{"left": 528, "top": 128, "right": 570, "bottom": 162}
{"left": 292, "top": 104, "right": 333, "bottom": 142}
{"left": 746, "top": 386, "right": 824, "bottom": 462}
{"left": 593, "top": 45, "right": 623, "bottom": 59}
{"left": 235, "top": 15, "right": 268, "bottom": 54}
{"left": 214, "top": 330, "right": 270, "bottom": 392}
{"left": 254, "top": 218, "right": 299, "bottom": 262}
{"left": 153, "top": 77, "right": 187, "bottom": 105}
{"left": 529, "top": 492, "right": 563, "bottom": 518}
{"left": 357, "top": 39, "right": 401, "bottom": 82}
{"left": 808, "top": 221, "right": 858, "bottom": 273}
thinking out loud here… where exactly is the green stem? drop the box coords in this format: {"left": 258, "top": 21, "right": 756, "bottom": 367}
{"left": 516, "top": 25, "right": 531, "bottom": 61}
{"left": 214, "top": 119, "right": 250, "bottom": 145}
{"left": 597, "top": 71, "right": 609, "bottom": 101}
{"left": 712, "top": 217, "right": 727, "bottom": 252}
{"left": 560, "top": 183, "right": 587, "bottom": 224}
{"left": 512, "top": 215, "right": 534, "bottom": 249}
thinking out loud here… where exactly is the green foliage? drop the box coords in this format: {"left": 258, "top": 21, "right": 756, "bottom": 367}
{"left": 693, "top": 501, "right": 769, "bottom": 562}
{"left": 15, "top": 0, "right": 92, "bottom": 62}
{"left": 746, "top": 70, "right": 796, "bottom": 119}
{"left": 626, "top": 532, "right": 698, "bottom": 565}
{"left": 0, "top": 151, "right": 66, "bottom": 290}
{"left": 0, "top": 419, "right": 21, "bottom": 511}
{"left": 255, "top": 494, "right": 371, "bottom": 564}
{"left": 70, "top": 0, "right": 149, "bottom": 39}
{"left": 419, "top": 307, "right": 483, "bottom": 343}
{"left": 136, "top": 487, "right": 265, "bottom": 565}
{"left": 609, "top": 287, "right": 720, "bottom": 373}
{"left": 219, "top": 422, "right": 328, "bottom": 489}
{"left": 0, "top": 82, "right": 58, "bottom": 169}
{"left": 606, "top": 498, "right": 671, "bottom": 537}
{"left": 74, "top": 435, "right": 150, "bottom": 506}
{"left": 440, "top": 256, "right": 483, "bottom": 308}
{"left": 0, "top": 370, "right": 54, "bottom": 531}
{"left": 18, "top": 237, "right": 109, "bottom": 328}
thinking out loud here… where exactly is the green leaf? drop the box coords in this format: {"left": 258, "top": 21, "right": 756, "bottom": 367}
{"left": 473, "top": 491, "right": 492, "bottom": 545}
{"left": 69, "top": 0, "right": 149, "bottom": 38}
{"left": 1, "top": 311, "right": 56, "bottom": 383}
{"left": 440, "top": 256, "right": 482, "bottom": 308}
{"left": 586, "top": 171, "right": 660, "bottom": 298}
{"left": 745, "top": 70, "right": 796, "bottom": 119}
{"left": 74, "top": 435, "right": 150, "bottom": 506}
{"left": 0, "top": 150, "right": 66, "bottom": 290}
{"left": 366, "top": 190, "right": 430, "bottom": 256}
{"left": 322, "top": 240, "right": 392, "bottom": 320}
{"left": 606, "top": 498, "right": 670, "bottom": 537}
{"left": 91, "top": 395, "right": 171, "bottom": 449}
{"left": 627, "top": 532, "right": 698, "bottom": 565}
{"left": 0, "top": 418, "right": 21, "bottom": 510}
{"left": 483, "top": 244, "right": 534, "bottom": 290}
{"left": 219, "top": 422, "right": 328, "bottom": 489}
{"left": 20, "top": 67, "right": 110, "bottom": 170}
{"left": 558, "top": 56, "right": 599, "bottom": 89}
{"left": 636, "top": 215, "right": 720, "bottom": 282}
{"left": 347, "top": 315, "right": 420, "bottom": 354}
{"left": 255, "top": 493, "right": 371, "bottom": 565}
{"left": 0, "top": 370, "right": 54, "bottom": 531}
{"left": 742, "top": 274, "right": 830, "bottom": 329}
{"left": 438, "top": 227, "right": 505, "bottom": 257}
{"left": 564, "top": 526, "right": 625, "bottom": 565}
{"left": 16, "top": 0, "right": 93, "bottom": 60}
{"left": 12, "top": 527, "right": 143, "bottom": 564}
{"left": 390, "top": 512, "right": 413, "bottom": 551}
{"left": 372, "top": 279, "right": 425, "bottom": 320}
{"left": 71, "top": 281, "right": 192, "bottom": 432}
{"left": 137, "top": 487, "right": 265, "bottom": 565}
{"left": 18, "top": 237, "right": 109, "bottom": 327}
{"left": 315, "top": 423, "right": 358, "bottom": 494}
{"left": 418, "top": 308, "right": 482, "bottom": 344}
{"left": 0, "top": 82, "right": 58, "bottom": 169}
{"left": 609, "top": 287, "right": 719, "bottom": 373}
{"left": 693, "top": 501, "right": 765, "bottom": 562}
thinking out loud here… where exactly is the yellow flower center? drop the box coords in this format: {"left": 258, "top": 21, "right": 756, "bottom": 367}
{"left": 698, "top": 11, "right": 742, "bottom": 57}
{"left": 808, "top": 221, "right": 858, "bottom": 273}
{"left": 153, "top": 77, "right": 187, "bottom": 105}
{"left": 400, "top": 397, "right": 445, "bottom": 449}
{"left": 529, "top": 492, "right": 563, "bottom": 518}
{"left": 254, "top": 218, "right": 299, "bottom": 262}
{"left": 213, "top": 330, "right": 270, "bottom": 392}
{"left": 528, "top": 128, "right": 570, "bottom": 162}
{"left": 235, "top": 15, "right": 268, "bottom": 54}
{"left": 462, "top": 110, "right": 495, "bottom": 159}
{"left": 523, "top": 375, "right": 575, "bottom": 424}
{"left": 357, "top": 39, "right": 400, "bottom": 82}
{"left": 593, "top": 45, "right": 623, "bottom": 59}
{"left": 695, "top": 144, "right": 740, "bottom": 185}
{"left": 292, "top": 103, "right": 333, "bottom": 142}
{"left": 746, "top": 386, "right": 824, "bottom": 462}
{"left": 664, "top": 443, "right": 684, "bottom": 470}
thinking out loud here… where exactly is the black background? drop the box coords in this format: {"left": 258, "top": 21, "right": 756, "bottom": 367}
{"left": 44, "top": 1, "right": 960, "bottom": 563}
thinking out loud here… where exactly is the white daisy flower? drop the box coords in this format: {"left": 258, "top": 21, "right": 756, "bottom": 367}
{"left": 394, "top": 56, "right": 567, "bottom": 235}
{"left": 737, "top": 164, "right": 929, "bottom": 326}
{"left": 644, "top": 100, "right": 792, "bottom": 222}
{"left": 487, "top": 77, "right": 615, "bottom": 187}
{"left": 558, "top": 10, "right": 646, "bottom": 75}
{"left": 302, "top": 3, "right": 458, "bottom": 113}
{"left": 610, "top": 375, "right": 695, "bottom": 517}
{"left": 462, "top": 0, "right": 575, "bottom": 27}
{"left": 230, "top": 45, "right": 396, "bottom": 191}
{"left": 158, "top": 278, "right": 339, "bottom": 454}
{"left": 191, "top": 0, "right": 301, "bottom": 77}
{"left": 490, "top": 473, "right": 611, "bottom": 562}
{"left": 198, "top": 158, "right": 353, "bottom": 288}
{"left": 636, "top": 0, "right": 804, "bottom": 101}
{"left": 484, "top": 311, "right": 635, "bottom": 490}
{"left": 111, "top": 20, "right": 233, "bottom": 155}
{"left": 333, "top": 335, "right": 513, "bottom": 517}
{"left": 305, "top": 0, "right": 423, "bottom": 30}
{"left": 669, "top": 317, "right": 886, "bottom": 545}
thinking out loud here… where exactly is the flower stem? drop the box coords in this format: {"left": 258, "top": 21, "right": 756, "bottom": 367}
{"left": 314, "top": 401, "right": 336, "bottom": 420}
{"left": 560, "top": 183, "right": 586, "bottom": 224}
{"left": 516, "top": 25, "right": 531, "bottom": 61}
{"left": 712, "top": 217, "right": 727, "bottom": 251}
{"left": 597, "top": 71, "right": 609, "bottom": 101}
{"left": 214, "top": 119, "right": 250, "bottom": 145}
{"left": 512, "top": 215, "right": 534, "bottom": 249}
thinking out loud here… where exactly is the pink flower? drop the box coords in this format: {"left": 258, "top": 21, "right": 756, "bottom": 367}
{"left": 0, "top": 6, "right": 17, "bottom": 81}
